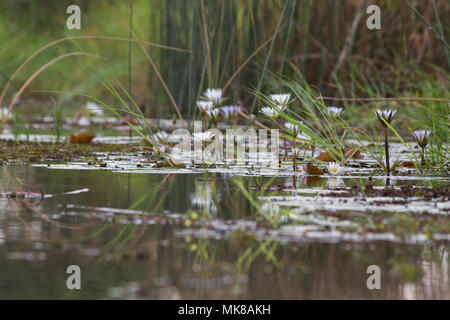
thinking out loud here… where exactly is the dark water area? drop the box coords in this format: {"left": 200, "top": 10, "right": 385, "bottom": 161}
{"left": 0, "top": 165, "right": 448, "bottom": 299}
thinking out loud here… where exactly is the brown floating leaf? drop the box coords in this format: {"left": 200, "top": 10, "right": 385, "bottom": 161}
{"left": 69, "top": 133, "right": 96, "bottom": 144}
{"left": 303, "top": 163, "right": 324, "bottom": 175}
{"left": 344, "top": 147, "right": 363, "bottom": 159}
{"left": 315, "top": 151, "right": 335, "bottom": 162}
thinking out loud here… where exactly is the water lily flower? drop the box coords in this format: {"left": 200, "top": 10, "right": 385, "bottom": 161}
{"left": 260, "top": 106, "right": 278, "bottom": 119}
{"left": 205, "top": 108, "right": 220, "bottom": 119}
{"left": 412, "top": 129, "right": 430, "bottom": 148}
{"left": 204, "top": 88, "right": 223, "bottom": 104}
{"left": 0, "top": 106, "right": 12, "bottom": 120}
{"left": 284, "top": 122, "right": 301, "bottom": 137}
{"left": 154, "top": 130, "right": 169, "bottom": 142}
{"left": 1, "top": 107, "right": 9, "bottom": 117}
{"left": 196, "top": 100, "right": 214, "bottom": 113}
{"left": 193, "top": 131, "right": 214, "bottom": 143}
{"left": 376, "top": 108, "right": 397, "bottom": 175}
{"left": 221, "top": 105, "right": 242, "bottom": 119}
{"left": 327, "top": 106, "right": 344, "bottom": 117}
{"left": 412, "top": 129, "right": 431, "bottom": 165}
{"left": 86, "top": 101, "right": 104, "bottom": 116}
{"left": 269, "top": 93, "right": 291, "bottom": 106}
{"left": 327, "top": 162, "right": 343, "bottom": 175}
{"left": 375, "top": 108, "right": 397, "bottom": 126}
{"left": 77, "top": 117, "right": 91, "bottom": 126}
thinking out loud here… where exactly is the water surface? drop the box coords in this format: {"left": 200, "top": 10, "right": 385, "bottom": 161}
{"left": 0, "top": 165, "right": 448, "bottom": 299}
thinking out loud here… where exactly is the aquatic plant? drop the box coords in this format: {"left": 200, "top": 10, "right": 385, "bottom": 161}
{"left": 196, "top": 100, "right": 214, "bottom": 130}
{"left": 412, "top": 129, "right": 431, "bottom": 165}
{"left": 193, "top": 131, "right": 213, "bottom": 144}
{"left": 269, "top": 93, "right": 291, "bottom": 107}
{"left": 0, "top": 107, "right": 11, "bottom": 120}
{"left": 153, "top": 130, "right": 169, "bottom": 143}
{"left": 375, "top": 108, "right": 397, "bottom": 175}
{"left": 85, "top": 101, "right": 104, "bottom": 117}
{"left": 203, "top": 88, "right": 223, "bottom": 105}
{"left": 260, "top": 106, "right": 279, "bottom": 120}
{"left": 205, "top": 108, "right": 220, "bottom": 128}
{"left": 327, "top": 106, "right": 344, "bottom": 117}
{"left": 283, "top": 122, "right": 302, "bottom": 162}
{"left": 327, "top": 162, "right": 343, "bottom": 175}
{"left": 291, "top": 147, "right": 300, "bottom": 172}
{"left": 221, "top": 105, "right": 242, "bottom": 123}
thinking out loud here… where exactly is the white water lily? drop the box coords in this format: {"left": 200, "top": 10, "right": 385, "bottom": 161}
{"left": 412, "top": 129, "right": 430, "bottom": 148}
{"left": 260, "top": 106, "right": 278, "bottom": 119}
{"left": 0, "top": 107, "right": 11, "bottom": 118}
{"left": 205, "top": 108, "right": 220, "bottom": 119}
{"left": 154, "top": 130, "right": 169, "bottom": 142}
{"left": 327, "top": 106, "right": 344, "bottom": 117}
{"left": 221, "top": 105, "right": 242, "bottom": 118}
{"left": 86, "top": 101, "right": 104, "bottom": 116}
{"left": 284, "top": 122, "right": 310, "bottom": 141}
{"left": 284, "top": 122, "right": 300, "bottom": 136}
{"left": 375, "top": 108, "right": 397, "bottom": 125}
{"left": 193, "top": 131, "right": 214, "bottom": 143}
{"left": 269, "top": 93, "right": 291, "bottom": 106}
{"left": 327, "top": 162, "right": 343, "bottom": 175}
{"left": 196, "top": 100, "right": 214, "bottom": 113}
{"left": 204, "top": 88, "right": 223, "bottom": 104}
{"left": 77, "top": 117, "right": 91, "bottom": 126}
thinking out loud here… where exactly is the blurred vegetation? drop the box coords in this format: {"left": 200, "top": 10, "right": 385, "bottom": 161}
{"left": 0, "top": 0, "right": 448, "bottom": 119}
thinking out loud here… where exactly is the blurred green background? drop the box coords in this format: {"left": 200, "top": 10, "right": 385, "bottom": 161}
{"left": 0, "top": 0, "right": 448, "bottom": 119}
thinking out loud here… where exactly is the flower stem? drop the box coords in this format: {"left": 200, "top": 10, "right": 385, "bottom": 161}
{"left": 421, "top": 147, "right": 425, "bottom": 166}
{"left": 203, "top": 112, "right": 207, "bottom": 131}
{"left": 293, "top": 137, "right": 297, "bottom": 172}
{"left": 384, "top": 126, "right": 390, "bottom": 175}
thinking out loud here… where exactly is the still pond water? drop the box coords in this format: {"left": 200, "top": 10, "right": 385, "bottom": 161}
{"left": 0, "top": 165, "right": 448, "bottom": 299}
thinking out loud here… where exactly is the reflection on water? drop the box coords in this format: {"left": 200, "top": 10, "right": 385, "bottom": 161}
{"left": 0, "top": 165, "right": 448, "bottom": 299}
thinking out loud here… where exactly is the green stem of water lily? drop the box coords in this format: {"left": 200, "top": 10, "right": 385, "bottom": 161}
{"left": 293, "top": 137, "right": 297, "bottom": 172}
{"left": 384, "top": 126, "right": 390, "bottom": 175}
{"left": 421, "top": 147, "right": 426, "bottom": 166}
{"left": 203, "top": 112, "right": 207, "bottom": 131}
